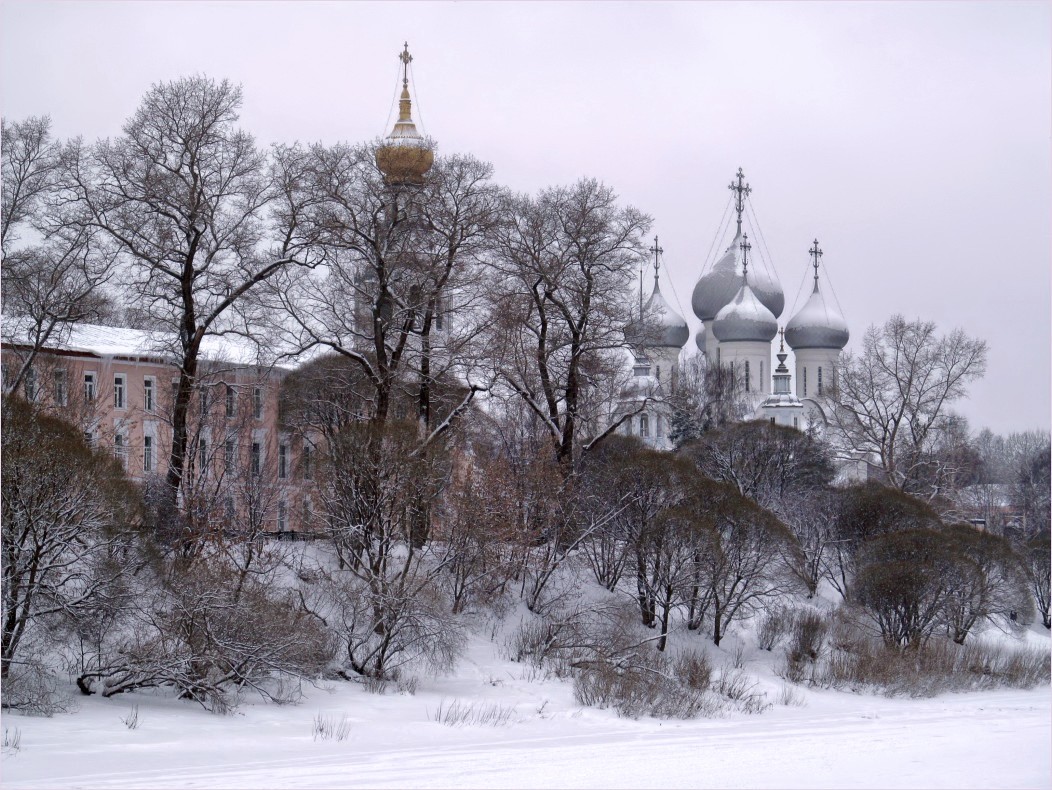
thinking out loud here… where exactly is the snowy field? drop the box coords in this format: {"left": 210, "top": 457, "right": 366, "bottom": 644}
{"left": 3, "top": 621, "right": 1049, "bottom": 790}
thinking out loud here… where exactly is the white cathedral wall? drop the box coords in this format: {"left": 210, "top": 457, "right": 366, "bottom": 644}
{"left": 792, "top": 348, "right": 840, "bottom": 399}
{"left": 649, "top": 347, "right": 682, "bottom": 394}
{"left": 717, "top": 340, "right": 773, "bottom": 396}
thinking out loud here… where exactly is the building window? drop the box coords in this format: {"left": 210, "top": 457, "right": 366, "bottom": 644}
{"left": 640, "top": 413, "right": 649, "bottom": 438}
{"left": 251, "top": 441, "right": 262, "bottom": 477}
{"left": 656, "top": 415, "right": 664, "bottom": 439}
{"left": 760, "top": 361, "right": 764, "bottom": 392}
{"left": 744, "top": 361, "right": 751, "bottom": 392}
{"left": 278, "top": 444, "right": 288, "bottom": 479}
{"left": 224, "top": 495, "right": 235, "bottom": 523}
{"left": 199, "top": 437, "right": 209, "bottom": 476}
{"left": 114, "top": 374, "right": 126, "bottom": 409}
{"left": 53, "top": 370, "right": 68, "bottom": 406}
{"left": 84, "top": 372, "right": 96, "bottom": 402}
{"left": 817, "top": 367, "right": 824, "bottom": 396}
{"left": 114, "top": 433, "right": 127, "bottom": 468}
{"left": 277, "top": 500, "right": 288, "bottom": 532}
{"left": 225, "top": 384, "right": 236, "bottom": 418}
{"left": 225, "top": 437, "right": 237, "bottom": 469}
{"left": 302, "top": 442, "right": 313, "bottom": 480}
{"left": 24, "top": 368, "right": 37, "bottom": 401}
{"left": 198, "top": 386, "right": 208, "bottom": 414}
{"left": 83, "top": 429, "right": 96, "bottom": 448}
{"left": 770, "top": 417, "right": 776, "bottom": 425}
{"left": 793, "top": 416, "right": 799, "bottom": 429}
{"left": 253, "top": 387, "right": 264, "bottom": 420}
{"left": 143, "top": 377, "right": 155, "bottom": 412}
{"left": 143, "top": 435, "right": 154, "bottom": 473}
{"left": 803, "top": 368, "right": 807, "bottom": 397}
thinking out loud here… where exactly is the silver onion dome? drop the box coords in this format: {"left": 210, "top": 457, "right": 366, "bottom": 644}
{"left": 642, "top": 282, "right": 690, "bottom": 348}
{"left": 711, "top": 280, "right": 779, "bottom": 343}
{"left": 691, "top": 231, "right": 784, "bottom": 323}
{"left": 784, "top": 280, "right": 849, "bottom": 350}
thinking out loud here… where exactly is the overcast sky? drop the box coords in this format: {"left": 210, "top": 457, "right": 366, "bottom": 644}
{"left": 2, "top": 0, "right": 1049, "bottom": 435}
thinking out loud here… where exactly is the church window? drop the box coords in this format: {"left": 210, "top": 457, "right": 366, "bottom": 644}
{"left": 657, "top": 415, "right": 664, "bottom": 439}
{"left": 793, "top": 416, "right": 799, "bottom": 429}
{"left": 770, "top": 417, "right": 776, "bottom": 425}
{"left": 640, "top": 413, "right": 649, "bottom": 439}
{"left": 760, "top": 361, "right": 764, "bottom": 392}
{"left": 818, "top": 367, "right": 824, "bottom": 396}
{"left": 744, "top": 361, "right": 751, "bottom": 392}
{"left": 803, "top": 368, "right": 807, "bottom": 397}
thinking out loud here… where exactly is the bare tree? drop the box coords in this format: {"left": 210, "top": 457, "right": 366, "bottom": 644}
{"left": 827, "top": 315, "right": 987, "bottom": 497}
{"left": 489, "top": 178, "right": 652, "bottom": 470}
{"left": 939, "top": 523, "right": 1033, "bottom": 643}
{"left": 1, "top": 396, "right": 142, "bottom": 694}
{"left": 685, "top": 478, "right": 804, "bottom": 646}
{"left": 1, "top": 117, "right": 114, "bottom": 395}
{"left": 59, "top": 77, "right": 318, "bottom": 532}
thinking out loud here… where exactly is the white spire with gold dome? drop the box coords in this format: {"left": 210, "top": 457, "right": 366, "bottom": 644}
{"left": 375, "top": 42, "right": 434, "bottom": 186}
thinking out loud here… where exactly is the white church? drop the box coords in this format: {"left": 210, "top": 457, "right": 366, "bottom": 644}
{"left": 621, "top": 168, "right": 850, "bottom": 450}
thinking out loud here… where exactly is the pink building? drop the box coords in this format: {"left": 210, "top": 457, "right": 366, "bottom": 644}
{"left": 2, "top": 323, "right": 317, "bottom": 537}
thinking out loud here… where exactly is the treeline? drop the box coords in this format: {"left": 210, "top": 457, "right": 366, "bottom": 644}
{"left": 4, "top": 391, "right": 1049, "bottom": 715}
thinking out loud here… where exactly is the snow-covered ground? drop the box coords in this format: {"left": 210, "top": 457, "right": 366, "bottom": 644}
{"left": 3, "top": 616, "right": 1048, "bottom": 790}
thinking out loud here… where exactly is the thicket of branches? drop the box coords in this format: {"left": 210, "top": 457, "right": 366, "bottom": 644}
{"left": 2, "top": 76, "right": 1048, "bottom": 716}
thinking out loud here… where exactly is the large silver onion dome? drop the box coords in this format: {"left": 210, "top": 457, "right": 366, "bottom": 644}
{"left": 784, "top": 280, "right": 849, "bottom": 350}
{"left": 691, "top": 231, "right": 784, "bottom": 322}
{"left": 711, "top": 280, "right": 779, "bottom": 343}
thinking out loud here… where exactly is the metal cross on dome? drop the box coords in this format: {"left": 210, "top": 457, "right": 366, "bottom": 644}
{"left": 740, "top": 233, "right": 752, "bottom": 278}
{"left": 650, "top": 236, "right": 664, "bottom": 283}
{"left": 809, "top": 239, "right": 823, "bottom": 286}
{"left": 400, "top": 42, "right": 413, "bottom": 85}
{"left": 728, "top": 168, "right": 752, "bottom": 235}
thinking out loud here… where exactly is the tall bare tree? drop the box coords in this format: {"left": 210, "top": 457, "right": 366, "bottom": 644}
{"left": 59, "top": 77, "right": 318, "bottom": 531}
{"left": 489, "top": 178, "right": 652, "bottom": 470}
{"left": 827, "top": 315, "right": 987, "bottom": 496}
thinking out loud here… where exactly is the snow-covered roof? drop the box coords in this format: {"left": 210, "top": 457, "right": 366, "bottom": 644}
{"left": 1, "top": 318, "right": 286, "bottom": 368}
{"left": 692, "top": 230, "right": 784, "bottom": 322}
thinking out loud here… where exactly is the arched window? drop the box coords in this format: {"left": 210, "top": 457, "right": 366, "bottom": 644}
{"left": 640, "top": 413, "right": 649, "bottom": 438}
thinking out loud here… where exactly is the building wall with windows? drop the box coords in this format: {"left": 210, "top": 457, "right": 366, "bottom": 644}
{"left": 1, "top": 324, "right": 318, "bottom": 537}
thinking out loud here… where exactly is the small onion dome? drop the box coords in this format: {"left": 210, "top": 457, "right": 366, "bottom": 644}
{"left": 784, "top": 280, "right": 849, "bottom": 350}
{"left": 694, "top": 323, "right": 707, "bottom": 352}
{"left": 376, "top": 46, "right": 434, "bottom": 186}
{"left": 691, "top": 231, "right": 784, "bottom": 322}
{"left": 644, "top": 283, "right": 690, "bottom": 348}
{"left": 711, "top": 280, "right": 778, "bottom": 343}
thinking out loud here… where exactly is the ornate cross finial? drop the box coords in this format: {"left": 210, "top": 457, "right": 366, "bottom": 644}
{"left": 650, "top": 236, "right": 664, "bottom": 285}
{"left": 809, "top": 238, "right": 823, "bottom": 288}
{"left": 778, "top": 326, "right": 785, "bottom": 352}
{"left": 740, "top": 233, "right": 752, "bottom": 280}
{"left": 400, "top": 42, "right": 413, "bottom": 86}
{"left": 728, "top": 167, "right": 752, "bottom": 235}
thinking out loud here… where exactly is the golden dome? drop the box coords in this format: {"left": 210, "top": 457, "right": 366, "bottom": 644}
{"left": 376, "top": 43, "right": 434, "bottom": 187}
